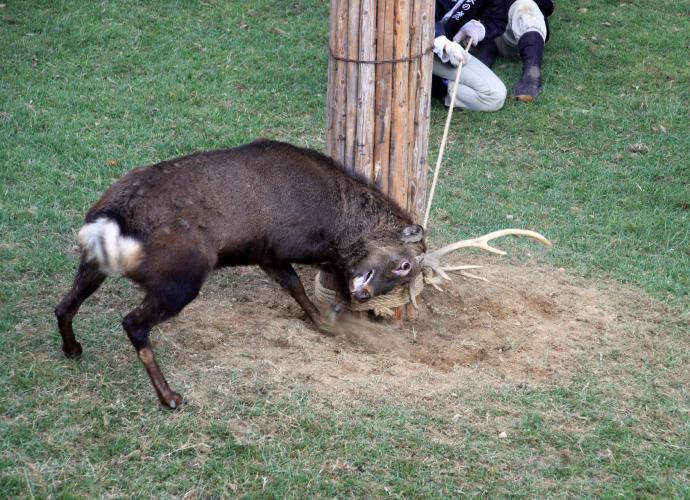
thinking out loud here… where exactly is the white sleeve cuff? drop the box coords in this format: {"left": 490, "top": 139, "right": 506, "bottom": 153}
{"left": 433, "top": 35, "right": 450, "bottom": 63}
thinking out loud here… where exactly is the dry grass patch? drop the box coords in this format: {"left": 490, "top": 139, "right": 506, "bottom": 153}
{"left": 155, "top": 260, "right": 679, "bottom": 410}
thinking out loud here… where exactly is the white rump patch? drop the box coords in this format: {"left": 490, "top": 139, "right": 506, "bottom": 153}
{"left": 78, "top": 217, "right": 142, "bottom": 275}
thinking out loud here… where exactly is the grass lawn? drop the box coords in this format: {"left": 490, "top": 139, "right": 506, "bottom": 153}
{"left": 1, "top": 0, "right": 688, "bottom": 497}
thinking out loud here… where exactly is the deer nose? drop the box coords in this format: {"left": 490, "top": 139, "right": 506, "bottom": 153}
{"left": 351, "top": 288, "right": 371, "bottom": 302}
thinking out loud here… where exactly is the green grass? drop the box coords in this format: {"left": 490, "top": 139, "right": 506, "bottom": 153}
{"left": 428, "top": 0, "right": 689, "bottom": 305}
{"left": 1, "top": 0, "right": 689, "bottom": 497}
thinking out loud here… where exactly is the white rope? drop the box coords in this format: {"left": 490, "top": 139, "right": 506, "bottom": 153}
{"left": 423, "top": 38, "right": 474, "bottom": 229}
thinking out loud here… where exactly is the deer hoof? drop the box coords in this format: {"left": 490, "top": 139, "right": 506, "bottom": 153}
{"left": 317, "top": 322, "right": 337, "bottom": 337}
{"left": 163, "top": 392, "right": 183, "bottom": 410}
{"left": 62, "top": 342, "right": 83, "bottom": 358}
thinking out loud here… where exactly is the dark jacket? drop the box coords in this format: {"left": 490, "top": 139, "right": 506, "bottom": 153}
{"left": 435, "top": 0, "right": 508, "bottom": 41}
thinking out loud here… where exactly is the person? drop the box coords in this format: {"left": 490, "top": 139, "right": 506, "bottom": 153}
{"left": 474, "top": 0, "right": 554, "bottom": 102}
{"left": 432, "top": 0, "right": 509, "bottom": 112}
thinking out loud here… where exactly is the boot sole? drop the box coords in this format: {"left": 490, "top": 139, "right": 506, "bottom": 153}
{"left": 514, "top": 94, "right": 535, "bottom": 103}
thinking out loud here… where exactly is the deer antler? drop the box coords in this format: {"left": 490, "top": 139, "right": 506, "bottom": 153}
{"left": 418, "top": 229, "right": 552, "bottom": 282}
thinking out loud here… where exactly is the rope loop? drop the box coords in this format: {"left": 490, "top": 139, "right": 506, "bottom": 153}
{"left": 314, "top": 272, "right": 424, "bottom": 318}
{"left": 329, "top": 45, "right": 434, "bottom": 65}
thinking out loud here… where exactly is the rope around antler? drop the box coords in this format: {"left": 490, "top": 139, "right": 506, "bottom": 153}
{"left": 314, "top": 226, "right": 552, "bottom": 318}
{"left": 315, "top": 39, "right": 552, "bottom": 317}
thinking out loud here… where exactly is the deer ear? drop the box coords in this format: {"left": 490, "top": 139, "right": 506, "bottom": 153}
{"left": 401, "top": 224, "right": 424, "bottom": 244}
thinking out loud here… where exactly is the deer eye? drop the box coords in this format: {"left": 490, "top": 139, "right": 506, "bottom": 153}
{"left": 392, "top": 260, "right": 412, "bottom": 277}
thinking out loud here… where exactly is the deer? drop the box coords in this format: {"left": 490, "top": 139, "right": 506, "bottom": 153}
{"left": 55, "top": 139, "right": 427, "bottom": 408}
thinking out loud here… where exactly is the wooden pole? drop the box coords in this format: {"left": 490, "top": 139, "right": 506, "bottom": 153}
{"left": 325, "top": 0, "right": 434, "bottom": 322}
{"left": 411, "top": 0, "right": 434, "bottom": 219}
{"left": 373, "top": 0, "right": 394, "bottom": 192}
{"left": 327, "top": 0, "right": 349, "bottom": 162}
{"left": 355, "top": 0, "right": 375, "bottom": 179}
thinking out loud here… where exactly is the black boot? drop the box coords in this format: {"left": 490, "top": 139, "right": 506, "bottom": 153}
{"left": 431, "top": 75, "right": 448, "bottom": 101}
{"left": 513, "top": 31, "right": 544, "bottom": 102}
{"left": 474, "top": 39, "right": 499, "bottom": 68}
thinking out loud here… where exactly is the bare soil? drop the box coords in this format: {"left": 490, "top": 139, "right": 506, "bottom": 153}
{"left": 156, "top": 258, "right": 676, "bottom": 408}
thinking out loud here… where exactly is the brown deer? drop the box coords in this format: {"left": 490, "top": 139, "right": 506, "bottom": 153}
{"left": 55, "top": 139, "right": 426, "bottom": 408}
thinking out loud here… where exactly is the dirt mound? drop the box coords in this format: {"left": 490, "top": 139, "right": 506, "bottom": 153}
{"left": 158, "top": 260, "right": 671, "bottom": 406}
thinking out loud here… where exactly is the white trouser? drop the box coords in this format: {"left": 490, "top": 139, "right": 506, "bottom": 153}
{"left": 432, "top": 54, "right": 507, "bottom": 112}
{"left": 496, "top": 0, "right": 548, "bottom": 57}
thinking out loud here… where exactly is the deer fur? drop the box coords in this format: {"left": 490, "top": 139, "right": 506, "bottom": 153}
{"left": 55, "top": 139, "right": 426, "bottom": 408}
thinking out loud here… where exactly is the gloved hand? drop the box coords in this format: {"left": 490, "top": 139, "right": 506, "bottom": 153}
{"left": 445, "top": 40, "right": 468, "bottom": 66}
{"left": 433, "top": 35, "right": 468, "bottom": 66}
{"left": 455, "top": 19, "right": 486, "bottom": 46}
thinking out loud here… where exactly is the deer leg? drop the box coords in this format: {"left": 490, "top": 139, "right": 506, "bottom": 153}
{"left": 55, "top": 259, "right": 107, "bottom": 357}
{"left": 123, "top": 267, "right": 206, "bottom": 409}
{"left": 319, "top": 263, "right": 351, "bottom": 314}
{"left": 260, "top": 263, "right": 323, "bottom": 327}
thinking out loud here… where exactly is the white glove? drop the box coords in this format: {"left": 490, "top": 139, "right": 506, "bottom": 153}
{"left": 433, "top": 35, "right": 468, "bottom": 66}
{"left": 454, "top": 19, "right": 486, "bottom": 46}
{"left": 446, "top": 40, "right": 468, "bottom": 66}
